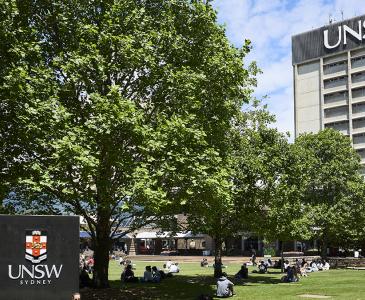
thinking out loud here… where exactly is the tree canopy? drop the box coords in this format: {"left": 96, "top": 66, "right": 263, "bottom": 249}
{"left": 0, "top": 0, "right": 255, "bottom": 287}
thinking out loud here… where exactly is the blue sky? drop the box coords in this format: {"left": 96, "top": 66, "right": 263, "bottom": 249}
{"left": 212, "top": 0, "right": 365, "bottom": 138}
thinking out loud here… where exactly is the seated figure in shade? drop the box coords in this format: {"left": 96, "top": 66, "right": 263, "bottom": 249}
{"left": 151, "top": 266, "right": 162, "bottom": 283}
{"left": 234, "top": 263, "right": 248, "bottom": 280}
{"left": 281, "top": 266, "right": 299, "bottom": 283}
{"left": 141, "top": 265, "right": 153, "bottom": 282}
{"left": 216, "top": 272, "right": 234, "bottom": 298}
{"left": 121, "top": 264, "right": 139, "bottom": 283}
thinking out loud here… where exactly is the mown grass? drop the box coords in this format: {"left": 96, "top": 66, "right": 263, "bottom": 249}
{"left": 81, "top": 260, "right": 365, "bottom": 300}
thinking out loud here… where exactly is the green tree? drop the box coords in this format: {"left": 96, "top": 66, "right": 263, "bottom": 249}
{"left": 293, "top": 129, "right": 365, "bottom": 257}
{"left": 185, "top": 101, "right": 290, "bottom": 277}
{"left": 0, "top": 0, "right": 252, "bottom": 287}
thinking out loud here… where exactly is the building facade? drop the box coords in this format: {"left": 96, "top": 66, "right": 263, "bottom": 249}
{"left": 292, "top": 14, "right": 365, "bottom": 173}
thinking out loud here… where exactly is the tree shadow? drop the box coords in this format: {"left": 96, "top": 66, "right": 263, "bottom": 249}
{"left": 80, "top": 271, "right": 287, "bottom": 300}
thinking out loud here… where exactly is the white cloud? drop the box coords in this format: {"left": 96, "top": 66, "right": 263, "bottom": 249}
{"left": 213, "top": 0, "right": 365, "bottom": 137}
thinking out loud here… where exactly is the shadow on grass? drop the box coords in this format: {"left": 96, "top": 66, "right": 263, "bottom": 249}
{"left": 80, "top": 272, "right": 285, "bottom": 300}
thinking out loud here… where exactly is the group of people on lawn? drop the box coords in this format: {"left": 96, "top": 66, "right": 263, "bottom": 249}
{"left": 199, "top": 256, "right": 331, "bottom": 298}
{"left": 281, "top": 258, "right": 330, "bottom": 282}
{"left": 119, "top": 256, "right": 331, "bottom": 298}
{"left": 120, "top": 259, "right": 180, "bottom": 283}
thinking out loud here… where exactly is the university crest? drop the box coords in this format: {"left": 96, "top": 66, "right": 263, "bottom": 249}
{"left": 25, "top": 230, "right": 47, "bottom": 264}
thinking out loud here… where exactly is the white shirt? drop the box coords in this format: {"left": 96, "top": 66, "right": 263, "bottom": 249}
{"left": 169, "top": 264, "right": 179, "bottom": 273}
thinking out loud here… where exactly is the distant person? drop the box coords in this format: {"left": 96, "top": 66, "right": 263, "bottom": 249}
{"left": 317, "top": 260, "right": 324, "bottom": 271}
{"left": 281, "top": 266, "right": 298, "bottom": 283}
{"left": 322, "top": 260, "right": 330, "bottom": 271}
{"left": 121, "top": 264, "right": 138, "bottom": 283}
{"left": 216, "top": 272, "right": 234, "bottom": 298}
{"left": 267, "top": 259, "right": 273, "bottom": 267}
{"left": 201, "top": 258, "right": 209, "bottom": 267}
{"left": 283, "top": 260, "right": 290, "bottom": 272}
{"left": 152, "top": 266, "right": 162, "bottom": 283}
{"left": 165, "top": 259, "right": 173, "bottom": 269}
{"left": 273, "top": 259, "right": 282, "bottom": 269}
{"left": 258, "top": 261, "right": 267, "bottom": 274}
{"left": 235, "top": 263, "right": 248, "bottom": 279}
{"left": 141, "top": 266, "right": 153, "bottom": 282}
{"left": 251, "top": 249, "right": 257, "bottom": 266}
{"left": 168, "top": 263, "right": 180, "bottom": 274}
{"left": 87, "top": 257, "right": 94, "bottom": 274}
{"left": 310, "top": 261, "right": 319, "bottom": 272}
{"left": 300, "top": 259, "right": 308, "bottom": 277}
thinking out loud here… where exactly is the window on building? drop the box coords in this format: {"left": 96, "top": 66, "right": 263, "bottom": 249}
{"left": 352, "top": 56, "right": 365, "bottom": 68}
{"left": 324, "top": 91, "right": 347, "bottom": 104}
{"left": 324, "top": 76, "right": 347, "bottom": 89}
{"left": 352, "top": 102, "right": 365, "bottom": 114}
{"left": 353, "top": 117, "right": 365, "bottom": 129}
{"left": 324, "top": 106, "right": 348, "bottom": 118}
{"left": 323, "top": 60, "right": 347, "bottom": 75}
{"left": 353, "top": 133, "right": 365, "bottom": 144}
{"left": 352, "top": 87, "right": 365, "bottom": 99}
{"left": 352, "top": 72, "right": 365, "bottom": 84}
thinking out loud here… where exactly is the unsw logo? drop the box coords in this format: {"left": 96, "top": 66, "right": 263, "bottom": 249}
{"left": 25, "top": 230, "right": 47, "bottom": 264}
{"left": 8, "top": 229, "right": 63, "bottom": 286}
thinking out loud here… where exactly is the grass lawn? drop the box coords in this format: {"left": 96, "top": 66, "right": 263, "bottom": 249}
{"left": 81, "top": 260, "right": 365, "bottom": 300}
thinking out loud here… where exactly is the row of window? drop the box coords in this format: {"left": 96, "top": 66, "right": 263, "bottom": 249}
{"left": 323, "top": 72, "right": 365, "bottom": 90}
{"left": 324, "top": 86, "right": 365, "bottom": 106}
{"left": 324, "top": 117, "right": 365, "bottom": 133}
{"left": 322, "top": 55, "right": 365, "bottom": 75}
{"left": 324, "top": 102, "right": 365, "bottom": 118}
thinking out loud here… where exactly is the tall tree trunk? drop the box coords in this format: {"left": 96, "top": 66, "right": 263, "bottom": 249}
{"left": 280, "top": 241, "right": 284, "bottom": 273}
{"left": 214, "top": 237, "right": 223, "bottom": 278}
{"left": 321, "top": 238, "right": 328, "bottom": 259}
{"left": 93, "top": 214, "right": 111, "bottom": 288}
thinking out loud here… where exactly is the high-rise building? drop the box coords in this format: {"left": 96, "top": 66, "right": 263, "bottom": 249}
{"left": 292, "top": 15, "right": 365, "bottom": 172}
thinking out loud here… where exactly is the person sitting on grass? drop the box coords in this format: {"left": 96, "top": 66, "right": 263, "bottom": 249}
{"left": 267, "top": 258, "right": 273, "bottom": 267}
{"left": 168, "top": 262, "right": 180, "bottom": 274}
{"left": 201, "top": 258, "right": 209, "bottom": 267}
{"left": 273, "top": 259, "right": 282, "bottom": 269}
{"left": 284, "top": 260, "right": 290, "bottom": 272}
{"left": 300, "top": 259, "right": 308, "bottom": 277}
{"left": 216, "top": 272, "right": 235, "bottom": 298}
{"left": 258, "top": 261, "right": 267, "bottom": 274}
{"left": 281, "top": 266, "right": 298, "bottom": 283}
{"left": 121, "top": 264, "right": 139, "bottom": 283}
{"left": 322, "top": 260, "right": 330, "bottom": 271}
{"left": 310, "top": 260, "right": 319, "bottom": 272}
{"left": 235, "top": 263, "right": 248, "bottom": 280}
{"left": 164, "top": 259, "right": 173, "bottom": 270}
{"left": 141, "top": 265, "right": 153, "bottom": 282}
{"left": 151, "top": 266, "right": 162, "bottom": 283}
